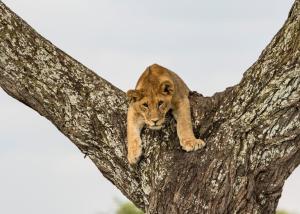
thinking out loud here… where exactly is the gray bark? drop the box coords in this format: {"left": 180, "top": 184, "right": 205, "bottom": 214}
{"left": 0, "top": 1, "right": 299, "bottom": 213}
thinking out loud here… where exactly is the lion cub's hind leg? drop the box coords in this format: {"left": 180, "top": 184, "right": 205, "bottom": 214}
{"left": 127, "top": 106, "right": 145, "bottom": 165}
{"left": 172, "top": 97, "right": 206, "bottom": 151}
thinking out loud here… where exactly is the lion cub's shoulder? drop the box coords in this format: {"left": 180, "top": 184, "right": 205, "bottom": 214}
{"left": 136, "top": 64, "right": 190, "bottom": 98}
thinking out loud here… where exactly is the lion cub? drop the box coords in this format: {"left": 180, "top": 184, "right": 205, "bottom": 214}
{"left": 127, "top": 64, "right": 205, "bottom": 164}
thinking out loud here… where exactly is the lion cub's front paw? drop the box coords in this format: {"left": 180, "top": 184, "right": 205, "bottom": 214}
{"left": 127, "top": 140, "right": 142, "bottom": 165}
{"left": 181, "top": 138, "right": 206, "bottom": 152}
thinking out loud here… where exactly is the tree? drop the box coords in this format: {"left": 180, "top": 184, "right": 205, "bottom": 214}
{"left": 276, "top": 210, "right": 291, "bottom": 214}
{"left": 117, "top": 202, "right": 144, "bottom": 214}
{"left": 0, "top": 1, "right": 299, "bottom": 213}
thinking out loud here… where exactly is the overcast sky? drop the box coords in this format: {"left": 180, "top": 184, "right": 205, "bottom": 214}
{"left": 0, "top": 0, "right": 299, "bottom": 213}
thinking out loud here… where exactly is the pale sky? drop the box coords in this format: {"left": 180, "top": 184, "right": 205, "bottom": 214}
{"left": 0, "top": 0, "right": 299, "bottom": 213}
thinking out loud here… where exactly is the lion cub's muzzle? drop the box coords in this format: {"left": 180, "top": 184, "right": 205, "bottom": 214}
{"left": 147, "top": 118, "right": 165, "bottom": 130}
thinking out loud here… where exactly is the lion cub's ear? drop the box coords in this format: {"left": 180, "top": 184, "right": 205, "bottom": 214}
{"left": 127, "top": 90, "right": 143, "bottom": 102}
{"left": 160, "top": 80, "right": 174, "bottom": 96}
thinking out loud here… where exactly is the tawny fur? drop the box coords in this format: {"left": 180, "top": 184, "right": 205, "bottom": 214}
{"left": 127, "top": 64, "right": 205, "bottom": 164}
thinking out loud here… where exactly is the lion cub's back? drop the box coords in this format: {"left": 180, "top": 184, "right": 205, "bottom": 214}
{"left": 136, "top": 64, "right": 190, "bottom": 97}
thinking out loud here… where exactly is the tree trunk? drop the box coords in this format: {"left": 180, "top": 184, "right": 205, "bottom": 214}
{"left": 0, "top": 1, "right": 299, "bottom": 214}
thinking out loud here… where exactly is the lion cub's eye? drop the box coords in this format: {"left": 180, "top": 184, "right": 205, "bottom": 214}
{"left": 142, "top": 103, "right": 148, "bottom": 108}
{"left": 158, "top": 101, "right": 164, "bottom": 107}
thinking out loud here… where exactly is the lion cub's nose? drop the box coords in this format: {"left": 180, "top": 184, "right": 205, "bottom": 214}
{"left": 151, "top": 119, "right": 159, "bottom": 125}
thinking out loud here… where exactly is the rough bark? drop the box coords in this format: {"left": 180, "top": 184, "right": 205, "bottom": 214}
{"left": 0, "top": 1, "right": 299, "bottom": 213}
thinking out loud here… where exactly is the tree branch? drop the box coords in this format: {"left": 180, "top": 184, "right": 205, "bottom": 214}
{"left": 0, "top": 1, "right": 299, "bottom": 213}
{"left": 0, "top": 2, "right": 144, "bottom": 207}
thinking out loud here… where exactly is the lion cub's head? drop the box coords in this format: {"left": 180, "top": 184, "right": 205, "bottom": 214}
{"left": 127, "top": 80, "right": 174, "bottom": 130}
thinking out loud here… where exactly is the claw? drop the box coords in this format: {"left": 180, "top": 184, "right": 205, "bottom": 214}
{"left": 181, "top": 138, "right": 206, "bottom": 152}
{"left": 127, "top": 139, "right": 142, "bottom": 165}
